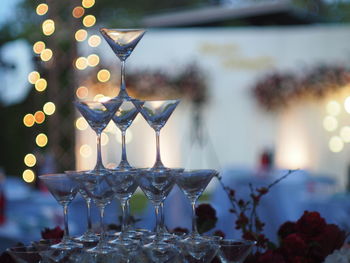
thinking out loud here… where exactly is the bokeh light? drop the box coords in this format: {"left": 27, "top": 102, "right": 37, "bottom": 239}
{"left": 88, "top": 35, "right": 101, "bottom": 47}
{"left": 34, "top": 111, "right": 45, "bottom": 124}
{"left": 76, "top": 117, "right": 88, "bottom": 130}
{"left": 93, "top": 94, "right": 110, "bottom": 102}
{"left": 80, "top": 144, "right": 92, "bottom": 158}
{"left": 329, "top": 136, "right": 344, "bottom": 153}
{"left": 340, "top": 126, "right": 350, "bottom": 142}
{"left": 82, "top": 15, "right": 96, "bottom": 27}
{"left": 75, "top": 29, "right": 88, "bottom": 42}
{"left": 36, "top": 3, "right": 48, "bottom": 16}
{"left": 36, "top": 133, "right": 48, "bottom": 147}
{"left": 28, "top": 71, "right": 40, "bottom": 84}
{"left": 22, "top": 169, "right": 35, "bottom": 183}
{"left": 101, "top": 132, "right": 109, "bottom": 146}
{"left": 76, "top": 86, "right": 88, "bottom": 99}
{"left": 23, "top": 114, "right": 35, "bottom": 127}
{"left": 97, "top": 69, "right": 110, "bottom": 82}
{"left": 75, "top": 57, "right": 88, "bottom": 70}
{"left": 82, "top": 0, "right": 95, "bottom": 8}
{"left": 326, "top": 101, "right": 341, "bottom": 116}
{"left": 40, "top": 48, "right": 53, "bottom": 62}
{"left": 43, "top": 102, "right": 56, "bottom": 115}
{"left": 35, "top": 78, "right": 47, "bottom": 92}
{"left": 344, "top": 97, "right": 350, "bottom": 114}
{"left": 72, "top": 6, "right": 85, "bottom": 18}
{"left": 42, "top": 19, "right": 55, "bottom": 36}
{"left": 33, "top": 41, "right": 46, "bottom": 54}
{"left": 87, "top": 54, "right": 99, "bottom": 67}
{"left": 323, "top": 116, "right": 338, "bottom": 132}
{"left": 24, "top": 154, "right": 36, "bottom": 167}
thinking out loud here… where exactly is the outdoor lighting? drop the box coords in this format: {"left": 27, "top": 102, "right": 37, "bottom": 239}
{"left": 35, "top": 78, "right": 47, "bottom": 92}
{"left": 88, "top": 35, "right": 101, "bottom": 47}
{"left": 43, "top": 102, "right": 56, "bottom": 115}
{"left": 97, "top": 69, "right": 110, "bottom": 82}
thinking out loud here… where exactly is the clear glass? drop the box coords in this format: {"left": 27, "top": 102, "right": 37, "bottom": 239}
{"left": 7, "top": 245, "right": 50, "bottom": 263}
{"left": 100, "top": 28, "right": 146, "bottom": 99}
{"left": 74, "top": 99, "right": 122, "bottom": 172}
{"left": 137, "top": 169, "right": 175, "bottom": 241}
{"left": 80, "top": 173, "right": 116, "bottom": 254}
{"left": 112, "top": 100, "right": 139, "bottom": 170}
{"left": 38, "top": 174, "right": 82, "bottom": 250}
{"left": 176, "top": 169, "right": 218, "bottom": 236}
{"left": 133, "top": 99, "right": 180, "bottom": 170}
{"left": 218, "top": 239, "right": 256, "bottom": 263}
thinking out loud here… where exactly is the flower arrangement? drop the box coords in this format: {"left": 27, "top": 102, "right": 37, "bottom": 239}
{"left": 252, "top": 65, "right": 350, "bottom": 111}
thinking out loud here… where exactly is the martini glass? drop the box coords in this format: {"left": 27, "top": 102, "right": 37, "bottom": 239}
{"left": 80, "top": 172, "right": 116, "bottom": 254}
{"left": 133, "top": 99, "right": 180, "bottom": 170}
{"left": 38, "top": 174, "right": 82, "bottom": 250}
{"left": 65, "top": 171, "right": 98, "bottom": 243}
{"left": 137, "top": 169, "right": 176, "bottom": 241}
{"left": 105, "top": 169, "right": 138, "bottom": 242}
{"left": 100, "top": 28, "right": 146, "bottom": 99}
{"left": 112, "top": 100, "right": 139, "bottom": 170}
{"left": 218, "top": 239, "right": 256, "bottom": 263}
{"left": 74, "top": 99, "right": 122, "bottom": 172}
{"left": 176, "top": 169, "right": 218, "bottom": 237}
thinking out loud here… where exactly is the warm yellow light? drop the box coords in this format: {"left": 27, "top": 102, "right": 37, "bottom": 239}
{"left": 36, "top": 3, "right": 48, "bottom": 16}
{"left": 82, "top": 15, "right": 96, "bottom": 27}
{"left": 329, "top": 136, "right": 344, "bottom": 153}
{"left": 87, "top": 54, "right": 99, "bottom": 67}
{"left": 34, "top": 111, "right": 45, "bottom": 124}
{"left": 72, "top": 6, "right": 85, "bottom": 18}
{"left": 82, "top": 0, "right": 95, "bottom": 8}
{"left": 326, "top": 101, "right": 341, "bottom": 116}
{"left": 22, "top": 169, "right": 35, "bottom": 183}
{"left": 42, "top": 19, "right": 55, "bottom": 36}
{"left": 40, "top": 48, "right": 53, "bottom": 62}
{"left": 33, "top": 41, "right": 46, "bottom": 54}
{"left": 101, "top": 132, "right": 109, "bottom": 146}
{"left": 35, "top": 78, "right": 47, "bottom": 92}
{"left": 23, "top": 114, "right": 35, "bottom": 127}
{"left": 80, "top": 144, "right": 92, "bottom": 158}
{"left": 88, "top": 35, "right": 101, "bottom": 47}
{"left": 75, "top": 29, "right": 88, "bottom": 42}
{"left": 323, "top": 116, "right": 338, "bottom": 132}
{"left": 76, "top": 86, "right": 88, "bottom": 99}
{"left": 28, "top": 71, "right": 40, "bottom": 84}
{"left": 97, "top": 69, "right": 110, "bottom": 82}
{"left": 340, "top": 126, "right": 350, "bottom": 142}
{"left": 76, "top": 117, "right": 88, "bottom": 130}
{"left": 36, "top": 133, "right": 48, "bottom": 147}
{"left": 24, "top": 154, "right": 36, "bottom": 167}
{"left": 75, "top": 57, "right": 88, "bottom": 70}
{"left": 43, "top": 102, "right": 56, "bottom": 115}
{"left": 93, "top": 94, "right": 110, "bottom": 102}
{"left": 344, "top": 97, "right": 350, "bottom": 114}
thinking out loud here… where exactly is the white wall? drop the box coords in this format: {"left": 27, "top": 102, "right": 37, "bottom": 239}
{"left": 78, "top": 25, "right": 350, "bottom": 189}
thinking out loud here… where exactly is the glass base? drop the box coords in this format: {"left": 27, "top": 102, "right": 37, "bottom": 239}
{"left": 74, "top": 231, "right": 99, "bottom": 243}
{"left": 87, "top": 243, "right": 116, "bottom": 254}
{"left": 51, "top": 238, "right": 83, "bottom": 250}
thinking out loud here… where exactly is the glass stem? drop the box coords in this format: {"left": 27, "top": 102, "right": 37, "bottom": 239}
{"left": 118, "top": 60, "right": 128, "bottom": 98}
{"left": 63, "top": 204, "right": 69, "bottom": 239}
{"left": 191, "top": 201, "right": 198, "bottom": 235}
{"left": 95, "top": 132, "right": 104, "bottom": 171}
{"left": 154, "top": 130, "right": 164, "bottom": 168}
{"left": 86, "top": 198, "right": 92, "bottom": 231}
{"left": 160, "top": 202, "right": 166, "bottom": 233}
{"left": 120, "top": 130, "right": 129, "bottom": 167}
{"left": 125, "top": 200, "right": 132, "bottom": 230}
{"left": 120, "top": 200, "right": 127, "bottom": 233}
{"left": 99, "top": 206, "right": 106, "bottom": 244}
{"left": 154, "top": 204, "right": 161, "bottom": 240}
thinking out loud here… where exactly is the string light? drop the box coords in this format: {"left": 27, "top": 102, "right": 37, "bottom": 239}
{"left": 36, "top": 133, "right": 48, "bottom": 147}
{"left": 97, "top": 69, "right": 110, "bottom": 82}
{"left": 33, "top": 41, "right": 46, "bottom": 54}
{"left": 75, "top": 29, "right": 88, "bottom": 42}
{"left": 40, "top": 48, "right": 53, "bottom": 61}
{"left": 76, "top": 86, "right": 88, "bottom": 99}
{"left": 87, "top": 54, "right": 99, "bottom": 67}
{"left": 35, "top": 78, "right": 47, "bottom": 92}
{"left": 76, "top": 117, "right": 88, "bottom": 130}
{"left": 42, "top": 19, "right": 55, "bottom": 36}
{"left": 22, "top": 169, "right": 35, "bottom": 183}
{"left": 24, "top": 154, "right": 36, "bottom": 167}
{"left": 72, "top": 6, "right": 85, "bottom": 18}
{"left": 23, "top": 114, "right": 35, "bottom": 127}
{"left": 329, "top": 136, "right": 344, "bottom": 153}
{"left": 82, "top": 0, "right": 95, "bottom": 8}
{"left": 43, "top": 102, "right": 56, "bottom": 115}
{"left": 28, "top": 71, "right": 40, "bottom": 84}
{"left": 88, "top": 35, "right": 101, "bottom": 47}
{"left": 75, "top": 57, "right": 88, "bottom": 70}
{"left": 34, "top": 111, "right": 45, "bottom": 124}
{"left": 36, "top": 3, "right": 48, "bottom": 16}
{"left": 82, "top": 15, "right": 96, "bottom": 27}
{"left": 80, "top": 144, "right": 92, "bottom": 158}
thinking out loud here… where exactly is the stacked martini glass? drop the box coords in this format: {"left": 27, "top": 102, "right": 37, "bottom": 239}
{"left": 35, "top": 28, "right": 255, "bottom": 263}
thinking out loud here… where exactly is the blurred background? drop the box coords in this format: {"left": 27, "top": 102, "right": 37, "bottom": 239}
{"left": 1, "top": 0, "right": 350, "bottom": 250}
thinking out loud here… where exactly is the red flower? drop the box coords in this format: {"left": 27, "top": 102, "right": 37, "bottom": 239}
{"left": 278, "top": 221, "right": 296, "bottom": 239}
{"left": 41, "top": 226, "right": 63, "bottom": 243}
{"left": 296, "top": 211, "right": 326, "bottom": 239}
{"left": 281, "top": 233, "right": 307, "bottom": 258}
{"left": 258, "top": 250, "right": 286, "bottom": 263}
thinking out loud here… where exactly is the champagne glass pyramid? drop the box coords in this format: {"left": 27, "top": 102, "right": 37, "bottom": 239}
{"left": 176, "top": 169, "right": 218, "bottom": 237}
{"left": 100, "top": 28, "right": 146, "bottom": 99}
{"left": 74, "top": 99, "right": 122, "bottom": 172}
{"left": 112, "top": 100, "right": 139, "bottom": 170}
{"left": 39, "top": 174, "right": 82, "bottom": 250}
{"left": 133, "top": 99, "right": 180, "bottom": 170}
